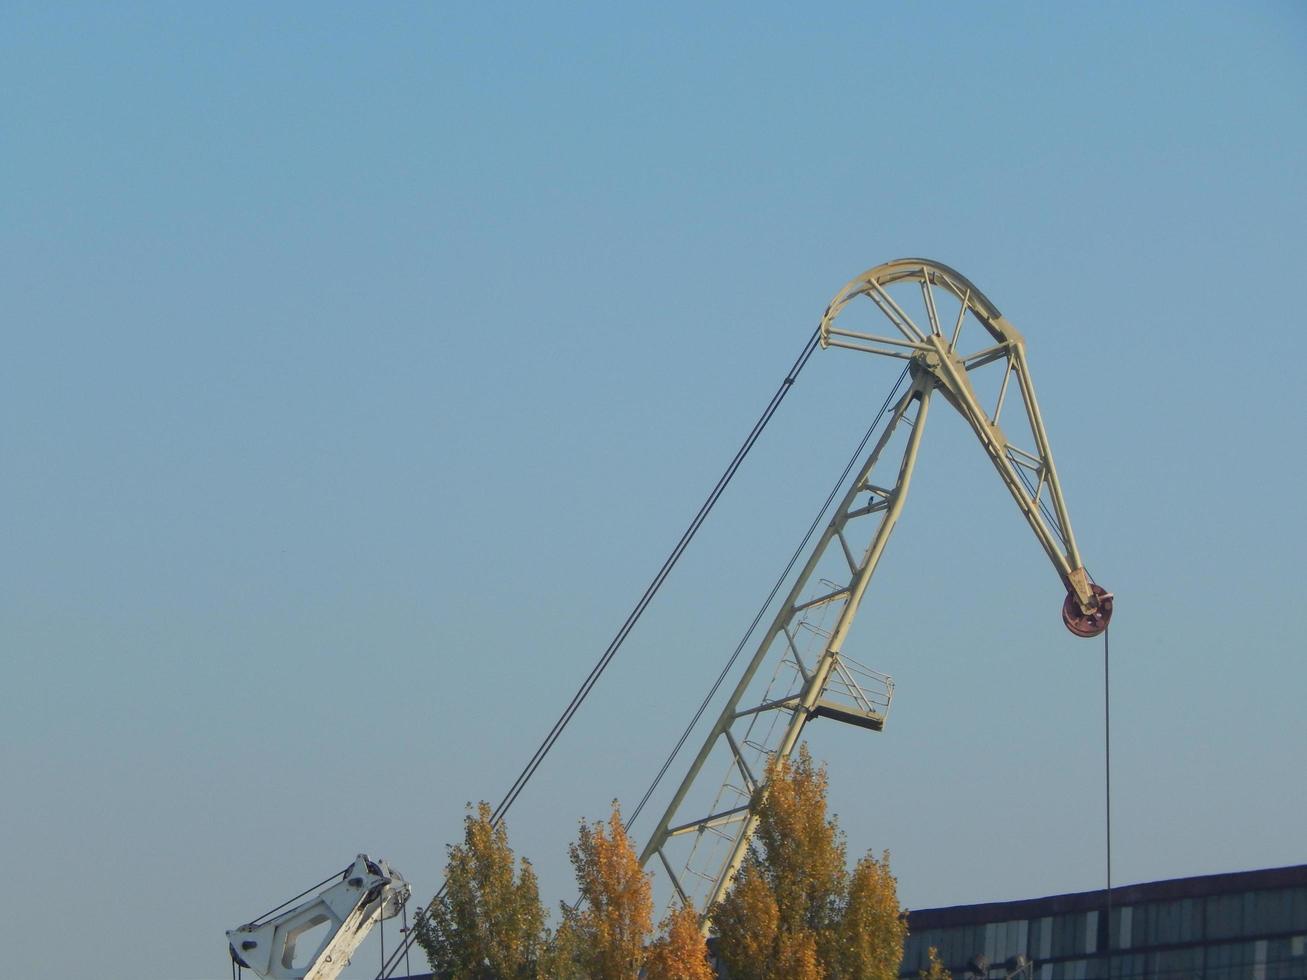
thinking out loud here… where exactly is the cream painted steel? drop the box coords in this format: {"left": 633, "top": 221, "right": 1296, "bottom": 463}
{"left": 228, "top": 855, "right": 410, "bottom": 980}
{"left": 820, "top": 259, "right": 1095, "bottom": 614}
{"left": 639, "top": 378, "right": 932, "bottom": 918}
{"left": 637, "top": 259, "right": 1102, "bottom": 929}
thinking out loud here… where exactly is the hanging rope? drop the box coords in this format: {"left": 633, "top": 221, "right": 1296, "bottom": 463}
{"left": 1103, "top": 624, "right": 1113, "bottom": 980}
{"left": 376, "top": 326, "right": 824, "bottom": 978}
{"left": 402, "top": 903, "right": 412, "bottom": 977}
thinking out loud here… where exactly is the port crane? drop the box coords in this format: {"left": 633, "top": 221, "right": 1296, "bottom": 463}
{"left": 636, "top": 258, "right": 1110, "bottom": 918}
{"left": 226, "top": 259, "right": 1111, "bottom": 977}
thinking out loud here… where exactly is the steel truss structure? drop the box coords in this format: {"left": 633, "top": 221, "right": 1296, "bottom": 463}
{"left": 637, "top": 258, "right": 1112, "bottom": 924}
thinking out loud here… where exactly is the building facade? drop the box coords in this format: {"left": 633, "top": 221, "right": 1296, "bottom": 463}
{"left": 901, "top": 865, "right": 1307, "bottom": 980}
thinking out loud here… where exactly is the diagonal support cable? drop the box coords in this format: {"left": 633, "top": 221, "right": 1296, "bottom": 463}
{"left": 376, "top": 327, "right": 823, "bottom": 978}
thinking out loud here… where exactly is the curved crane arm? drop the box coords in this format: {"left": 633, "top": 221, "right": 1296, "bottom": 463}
{"left": 820, "top": 259, "right": 1111, "bottom": 635}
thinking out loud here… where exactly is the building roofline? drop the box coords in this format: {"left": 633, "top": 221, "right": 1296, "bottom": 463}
{"left": 906, "top": 864, "right": 1307, "bottom": 930}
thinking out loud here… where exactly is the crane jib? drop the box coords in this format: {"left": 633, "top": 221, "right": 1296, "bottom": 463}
{"left": 639, "top": 258, "right": 1112, "bottom": 930}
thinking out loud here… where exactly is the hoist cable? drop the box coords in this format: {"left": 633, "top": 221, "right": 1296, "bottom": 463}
{"left": 625, "top": 364, "right": 911, "bottom": 831}
{"left": 1012, "top": 461, "right": 1067, "bottom": 553}
{"left": 377, "top": 326, "right": 822, "bottom": 978}
{"left": 1104, "top": 624, "right": 1114, "bottom": 979}
{"left": 402, "top": 904, "right": 412, "bottom": 977}
{"left": 244, "top": 864, "right": 350, "bottom": 927}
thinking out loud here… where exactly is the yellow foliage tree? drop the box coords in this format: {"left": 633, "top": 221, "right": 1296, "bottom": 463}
{"left": 825, "top": 851, "right": 907, "bottom": 980}
{"left": 643, "top": 903, "right": 715, "bottom": 980}
{"left": 538, "top": 919, "right": 586, "bottom": 980}
{"left": 712, "top": 744, "right": 907, "bottom": 980}
{"left": 776, "top": 926, "right": 824, "bottom": 980}
{"left": 415, "top": 801, "right": 546, "bottom": 980}
{"left": 919, "top": 946, "right": 952, "bottom": 980}
{"left": 712, "top": 862, "right": 781, "bottom": 978}
{"left": 560, "top": 802, "right": 653, "bottom": 980}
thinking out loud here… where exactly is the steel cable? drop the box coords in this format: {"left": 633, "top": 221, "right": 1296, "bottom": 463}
{"left": 377, "top": 326, "right": 823, "bottom": 978}
{"left": 1104, "top": 624, "right": 1114, "bottom": 979}
{"left": 243, "top": 864, "right": 350, "bottom": 927}
{"left": 625, "top": 364, "right": 910, "bottom": 832}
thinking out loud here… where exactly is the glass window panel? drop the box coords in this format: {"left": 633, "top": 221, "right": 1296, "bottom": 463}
{"left": 1261, "top": 889, "right": 1294, "bottom": 933}
{"left": 1245, "top": 893, "right": 1260, "bottom": 939}
{"left": 943, "top": 930, "right": 960, "bottom": 969}
{"left": 1267, "top": 938, "right": 1293, "bottom": 977}
{"left": 1181, "top": 898, "right": 1200, "bottom": 942}
{"left": 1157, "top": 947, "right": 1199, "bottom": 972}
{"left": 1208, "top": 894, "right": 1244, "bottom": 940}
{"left": 905, "top": 935, "right": 923, "bottom": 970}
{"left": 1134, "top": 904, "right": 1150, "bottom": 946}
{"left": 1158, "top": 899, "right": 1182, "bottom": 943}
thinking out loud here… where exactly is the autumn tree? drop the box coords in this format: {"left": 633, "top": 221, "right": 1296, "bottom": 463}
{"left": 920, "top": 946, "right": 952, "bottom": 980}
{"left": 711, "top": 859, "right": 778, "bottom": 973}
{"left": 537, "top": 920, "right": 586, "bottom": 980}
{"left": 711, "top": 744, "right": 907, "bottom": 980}
{"left": 643, "top": 902, "right": 715, "bottom": 980}
{"left": 556, "top": 802, "right": 653, "bottom": 980}
{"left": 828, "top": 850, "right": 907, "bottom": 980}
{"left": 415, "top": 801, "right": 547, "bottom": 980}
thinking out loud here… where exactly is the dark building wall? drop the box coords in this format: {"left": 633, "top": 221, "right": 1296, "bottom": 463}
{"left": 390, "top": 866, "right": 1306, "bottom": 980}
{"left": 901, "top": 866, "right": 1307, "bottom": 980}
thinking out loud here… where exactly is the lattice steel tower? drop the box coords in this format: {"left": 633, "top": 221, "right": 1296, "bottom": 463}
{"left": 637, "top": 258, "right": 1112, "bottom": 924}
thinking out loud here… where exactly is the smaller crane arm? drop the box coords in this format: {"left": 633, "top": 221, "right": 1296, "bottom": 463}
{"left": 227, "top": 854, "right": 410, "bottom": 980}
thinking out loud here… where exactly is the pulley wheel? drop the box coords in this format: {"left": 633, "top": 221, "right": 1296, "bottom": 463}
{"left": 1062, "top": 583, "right": 1113, "bottom": 638}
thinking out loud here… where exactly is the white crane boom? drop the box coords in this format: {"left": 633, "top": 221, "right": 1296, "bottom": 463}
{"left": 227, "top": 854, "right": 410, "bottom": 980}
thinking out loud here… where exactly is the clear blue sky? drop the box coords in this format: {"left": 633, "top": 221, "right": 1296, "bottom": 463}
{"left": 3, "top": 4, "right": 1304, "bottom": 978}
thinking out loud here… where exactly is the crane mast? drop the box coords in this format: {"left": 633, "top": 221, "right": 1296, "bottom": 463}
{"left": 638, "top": 258, "right": 1112, "bottom": 923}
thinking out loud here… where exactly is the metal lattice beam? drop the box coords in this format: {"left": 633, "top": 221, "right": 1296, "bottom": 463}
{"left": 637, "top": 259, "right": 1112, "bottom": 929}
